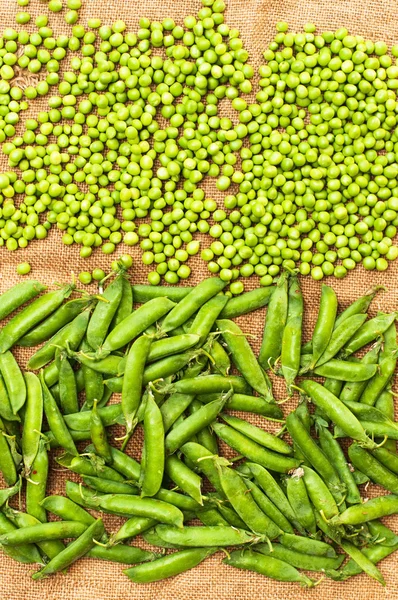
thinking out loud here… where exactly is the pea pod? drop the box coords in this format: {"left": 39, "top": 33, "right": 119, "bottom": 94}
{"left": 259, "top": 271, "right": 288, "bottom": 370}
{"left": 189, "top": 294, "right": 228, "bottom": 345}
{"left": 340, "top": 541, "right": 385, "bottom": 586}
{"left": 219, "top": 286, "right": 274, "bottom": 319}
{"left": 90, "top": 399, "right": 112, "bottom": 464}
{"left": 0, "top": 352, "right": 26, "bottom": 414}
{"left": 198, "top": 392, "right": 284, "bottom": 420}
{"left": 64, "top": 403, "right": 122, "bottom": 431}
{"left": 302, "top": 466, "right": 339, "bottom": 520}
{"left": 188, "top": 398, "right": 218, "bottom": 455}
{"left": 82, "top": 476, "right": 138, "bottom": 496}
{"left": 19, "top": 297, "right": 92, "bottom": 347}
{"left": 224, "top": 549, "right": 315, "bottom": 587}
{"left": 334, "top": 285, "right": 384, "bottom": 329}
{"left": 58, "top": 354, "right": 79, "bottom": 415}
{"left": 22, "top": 373, "right": 43, "bottom": 475}
{"left": 0, "top": 372, "right": 18, "bottom": 423}
{"left": 217, "top": 319, "right": 273, "bottom": 398}
{"left": 213, "top": 423, "right": 300, "bottom": 473}
{"left": 164, "top": 374, "right": 251, "bottom": 396}
{"left": 328, "top": 542, "right": 398, "bottom": 581}
{"left": 359, "top": 323, "right": 397, "bottom": 406}
{"left": 4, "top": 508, "right": 64, "bottom": 561}
{"left": 180, "top": 442, "right": 223, "bottom": 495}
{"left": 0, "top": 280, "right": 46, "bottom": 321}
{"left": 26, "top": 437, "right": 48, "bottom": 523}
{"left": 140, "top": 391, "right": 164, "bottom": 498}
{"left": 132, "top": 284, "right": 192, "bottom": 304}
{"left": 111, "top": 516, "right": 157, "bottom": 544}
{"left": 310, "top": 284, "right": 338, "bottom": 368}
{"left": 40, "top": 495, "right": 96, "bottom": 526}
{"left": 164, "top": 456, "right": 202, "bottom": 505}
{"left": 0, "top": 284, "right": 74, "bottom": 354}
{"left": 122, "top": 335, "right": 152, "bottom": 436}
{"left": 208, "top": 339, "right": 230, "bottom": 376}
{"left": 256, "top": 542, "right": 344, "bottom": 571}
{"left": 279, "top": 531, "right": 336, "bottom": 557}
{"left": 40, "top": 373, "right": 78, "bottom": 456}
{"left": 221, "top": 414, "right": 292, "bottom": 455}
{"left": 56, "top": 453, "right": 124, "bottom": 482}
{"left": 124, "top": 547, "right": 216, "bottom": 583}
{"left": 344, "top": 312, "right": 398, "bottom": 356}
{"left": 333, "top": 495, "right": 398, "bottom": 526}
{"left": 0, "top": 521, "right": 87, "bottom": 546}
{"left": 0, "top": 512, "right": 43, "bottom": 565}
{"left": 340, "top": 340, "right": 382, "bottom": 403}
{"left": 80, "top": 339, "right": 104, "bottom": 410}
{"left": 315, "top": 313, "right": 368, "bottom": 367}
{"left": 0, "top": 417, "right": 18, "bottom": 485}
{"left": 87, "top": 273, "right": 124, "bottom": 350}
{"left": 286, "top": 471, "right": 316, "bottom": 534}
{"left": 32, "top": 519, "right": 105, "bottom": 580}
{"left": 281, "top": 275, "right": 303, "bottom": 393}
{"left": 245, "top": 479, "right": 294, "bottom": 533}
{"left": 375, "top": 387, "right": 397, "bottom": 452}
{"left": 156, "top": 524, "right": 261, "bottom": 547}
{"left": 160, "top": 277, "right": 226, "bottom": 333}
{"left": 89, "top": 543, "right": 155, "bottom": 565}
{"left": 160, "top": 393, "right": 194, "bottom": 432}
{"left": 314, "top": 359, "right": 377, "bottom": 382}
{"left": 348, "top": 443, "right": 398, "bottom": 494}
{"left": 147, "top": 334, "right": 200, "bottom": 363}
{"left": 97, "top": 494, "right": 184, "bottom": 527}
{"left": 98, "top": 297, "right": 175, "bottom": 357}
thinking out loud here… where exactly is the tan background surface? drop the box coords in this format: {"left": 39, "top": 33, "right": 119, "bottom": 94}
{"left": 0, "top": 0, "right": 398, "bottom": 598}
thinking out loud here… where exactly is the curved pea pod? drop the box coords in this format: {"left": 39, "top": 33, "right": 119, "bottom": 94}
{"left": 122, "top": 335, "right": 152, "bottom": 436}
{"left": 0, "top": 417, "right": 18, "bottom": 485}
{"left": 22, "top": 373, "right": 43, "bottom": 475}
{"left": 111, "top": 516, "right": 158, "bottom": 544}
{"left": 58, "top": 354, "right": 79, "bottom": 415}
{"left": 214, "top": 422, "right": 300, "bottom": 474}
{"left": 255, "top": 542, "right": 344, "bottom": 571}
{"left": 333, "top": 495, "right": 398, "bottom": 527}
{"left": 90, "top": 399, "right": 113, "bottom": 464}
{"left": 286, "top": 471, "right": 316, "bottom": 534}
{"left": 165, "top": 374, "right": 251, "bottom": 396}
{"left": 315, "top": 313, "right": 368, "bottom": 367}
{"left": 245, "top": 479, "right": 294, "bottom": 533}
{"left": 180, "top": 442, "right": 223, "bottom": 494}
{"left": 217, "top": 319, "right": 273, "bottom": 399}
{"left": 87, "top": 273, "right": 124, "bottom": 350}
{"left": 0, "top": 284, "right": 74, "bottom": 354}
{"left": 160, "top": 277, "right": 227, "bottom": 334}
{"left": 340, "top": 541, "right": 386, "bottom": 586}
{"left": 328, "top": 542, "right": 398, "bottom": 581}
{"left": 110, "top": 277, "right": 133, "bottom": 330}
{"left": 140, "top": 391, "right": 164, "bottom": 498}
{"left": 101, "top": 445, "right": 141, "bottom": 481}
{"left": 82, "top": 476, "right": 138, "bottom": 496}
{"left": 348, "top": 443, "right": 398, "bottom": 494}
{"left": 157, "top": 524, "right": 262, "bottom": 547}
{"left": 221, "top": 414, "right": 292, "bottom": 455}
{"left": 18, "top": 297, "right": 92, "bottom": 347}
{"left": 219, "top": 286, "right": 274, "bottom": 319}
{"left": 310, "top": 284, "right": 338, "bottom": 368}
{"left": 143, "top": 350, "right": 202, "bottom": 387}
{"left": 40, "top": 373, "right": 78, "bottom": 456}
{"left": 165, "top": 394, "right": 227, "bottom": 455}
{"left": 259, "top": 271, "right": 289, "bottom": 370}
{"left": 217, "top": 463, "right": 281, "bottom": 539}
{"left": 80, "top": 339, "right": 104, "bottom": 410}
{"left": 314, "top": 360, "right": 377, "bottom": 382}
{"left": 188, "top": 294, "right": 228, "bottom": 346}
{"left": 343, "top": 312, "right": 398, "bottom": 356}
{"left": 124, "top": 547, "right": 217, "bottom": 583}
{"left": 132, "top": 284, "right": 192, "bottom": 304}
{"left": 334, "top": 285, "right": 384, "bottom": 329}
{"left": 340, "top": 340, "right": 382, "bottom": 403}
{"left": 72, "top": 352, "right": 123, "bottom": 376}
{"left": 279, "top": 531, "right": 337, "bottom": 558}
{"left": 317, "top": 425, "right": 361, "bottom": 505}
{"left": 224, "top": 549, "right": 315, "bottom": 587}
{"left": 32, "top": 519, "right": 105, "bottom": 580}
{"left": 302, "top": 466, "right": 339, "bottom": 520}
{"left": 4, "top": 508, "right": 64, "bottom": 561}
{"left": 0, "top": 521, "right": 87, "bottom": 546}
{"left": 198, "top": 393, "right": 284, "bottom": 420}
{"left": 40, "top": 495, "right": 96, "bottom": 526}
{"left": 97, "top": 494, "right": 184, "bottom": 527}
{"left": 164, "top": 456, "right": 203, "bottom": 505}
{"left": 0, "top": 351, "right": 26, "bottom": 414}
{"left": 208, "top": 339, "right": 230, "bottom": 377}
{"left": 281, "top": 275, "right": 303, "bottom": 393}
{"left": 300, "top": 380, "right": 377, "bottom": 449}
{"left": 147, "top": 334, "right": 200, "bottom": 363}
{"left": 0, "top": 280, "right": 46, "bottom": 321}
{"left": 64, "top": 403, "right": 122, "bottom": 431}
{"left": 98, "top": 297, "right": 176, "bottom": 357}
{"left": 26, "top": 437, "right": 48, "bottom": 523}
{"left": 28, "top": 309, "right": 91, "bottom": 370}
{"left": 0, "top": 512, "right": 43, "bottom": 565}
{"left": 88, "top": 543, "right": 155, "bottom": 564}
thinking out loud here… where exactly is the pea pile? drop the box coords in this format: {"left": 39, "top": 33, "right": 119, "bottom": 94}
{"left": 0, "top": 1, "right": 397, "bottom": 285}
{"left": 0, "top": 271, "right": 396, "bottom": 585}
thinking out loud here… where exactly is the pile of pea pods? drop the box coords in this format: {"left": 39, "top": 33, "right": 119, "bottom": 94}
{"left": 0, "top": 268, "right": 397, "bottom": 585}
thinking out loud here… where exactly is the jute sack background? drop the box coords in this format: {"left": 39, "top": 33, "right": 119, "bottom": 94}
{"left": 0, "top": 0, "right": 398, "bottom": 598}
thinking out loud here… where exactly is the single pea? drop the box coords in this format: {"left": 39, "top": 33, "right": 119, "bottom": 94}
{"left": 16, "top": 262, "right": 31, "bottom": 275}
{"left": 92, "top": 268, "right": 106, "bottom": 281}
{"left": 79, "top": 271, "right": 92, "bottom": 285}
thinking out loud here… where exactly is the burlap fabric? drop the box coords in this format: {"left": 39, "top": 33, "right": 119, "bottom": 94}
{"left": 0, "top": 0, "right": 398, "bottom": 597}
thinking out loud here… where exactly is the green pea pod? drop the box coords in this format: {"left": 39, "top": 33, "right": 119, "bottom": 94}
{"left": 103, "top": 445, "right": 141, "bottom": 481}
{"left": 334, "top": 285, "right": 384, "bottom": 329}
{"left": 281, "top": 275, "right": 303, "bottom": 393}
{"left": 26, "top": 437, "right": 48, "bottom": 523}
{"left": 88, "top": 543, "right": 154, "bottom": 564}
{"left": 217, "top": 319, "right": 273, "bottom": 398}
{"left": 90, "top": 399, "right": 112, "bottom": 463}
{"left": 58, "top": 354, "right": 79, "bottom": 415}
{"left": 221, "top": 414, "right": 292, "bottom": 455}
{"left": 132, "top": 285, "right": 192, "bottom": 304}
{"left": 87, "top": 273, "right": 124, "bottom": 350}
{"left": 255, "top": 542, "right": 344, "bottom": 571}
{"left": 348, "top": 443, "right": 398, "bottom": 494}
{"left": 224, "top": 549, "right": 315, "bottom": 587}
{"left": 0, "top": 512, "right": 43, "bottom": 565}
{"left": 0, "top": 372, "right": 18, "bottom": 422}
{"left": 165, "top": 455, "right": 202, "bottom": 505}
{"left": 368, "top": 520, "right": 398, "bottom": 547}
{"left": 317, "top": 425, "right": 361, "bottom": 505}
{"left": 18, "top": 297, "right": 92, "bottom": 347}
{"left": 197, "top": 508, "right": 228, "bottom": 527}
{"left": 259, "top": 271, "right": 289, "bottom": 370}
{"left": 72, "top": 352, "right": 122, "bottom": 376}
{"left": 372, "top": 446, "right": 398, "bottom": 475}
{"left": 279, "top": 531, "right": 337, "bottom": 557}
{"left": 80, "top": 339, "right": 104, "bottom": 410}
{"left": 316, "top": 313, "right": 368, "bottom": 368}
{"left": 82, "top": 475, "right": 138, "bottom": 496}
{"left": 340, "top": 399, "right": 398, "bottom": 438}
{"left": 22, "top": 372, "right": 43, "bottom": 475}
{"left": 165, "top": 395, "right": 228, "bottom": 455}
{"left": 40, "top": 372, "right": 78, "bottom": 456}
{"left": 157, "top": 524, "right": 261, "bottom": 547}
{"left": 40, "top": 495, "right": 96, "bottom": 526}
{"left": 245, "top": 479, "right": 294, "bottom": 533}
{"left": 300, "top": 379, "right": 376, "bottom": 449}
{"left": 209, "top": 339, "right": 230, "bottom": 376}
{"left": 310, "top": 284, "right": 338, "bottom": 368}
{"left": 333, "top": 495, "right": 398, "bottom": 526}
{"left": 219, "top": 286, "right": 274, "bottom": 319}
{"left": 213, "top": 422, "right": 300, "bottom": 474}
{"left": 142, "top": 528, "right": 183, "bottom": 550}
{"left": 302, "top": 466, "right": 339, "bottom": 520}
{"left": 160, "top": 277, "right": 227, "bottom": 333}
{"left": 344, "top": 312, "right": 398, "bottom": 356}
{"left": 32, "top": 519, "right": 105, "bottom": 580}
{"left": 0, "top": 351, "right": 26, "bottom": 414}
{"left": 111, "top": 516, "right": 157, "bottom": 544}
{"left": 4, "top": 508, "right": 64, "bottom": 561}
{"left": 97, "top": 494, "right": 184, "bottom": 527}
{"left": 99, "top": 297, "right": 176, "bottom": 357}
{"left": 0, "top": 479, "right": 21, "bottom": 508}
{"left": 314, "top": 359, "right": 377, "bottom": 381}
{"left": 328, "top": 543, "right": 398, "bottom": 581}
{"left": 160, "top": 393, "right": 194, "bottom": 432}
{"left": 340, "top": 340, "right": 382, "bottom": 403}
{"left": 0, "top": 284, "right": 74, "bottom": 353}
{"left": 110, "top": 277, "right": 133, "bottom": 329}
{"left": 359, "top": 326, "right": 397, "bottom": 405}
{"left": 323, "top": 378, "right": 343, "bottom": 397}
{"left": 188, "top": 294, "right": 228, "bottom": 345}
{"left": 188, "top": 399, "right": 218, "bottom": 455}
{"left": 0, "top": 521, "right": 87, "bottom": 545}
{"left": 0, "top": 280, "right": 46, "bottom": 321}
{"left": 199, "top": 393, "right": 283, "bottom": 420}
{"left": 375, "top": 387, "right": 396, "bottom": 451}
{"left": 0, "top": 417, "right": 18, "bottom": 485}
{"left": 124, "top": 547, "right": 216, "bottom": 583}
{"left": 56, "top": 453, "right": 124, "bottom": 482}
{"left": 340, "top": 541, "right": 385, "bottom": 586}
{"left": 165, "top": 374, "right": 251, "bottom": 396}
{"left": 140, "top": 391, "right": 164, "bottom": 498}
{"left": 122, "top": 335, "right": 152, "bottom": 435}
{"left": 180, "top": 442, "right": 223, "bottom": 495}
{"left": 64, "top": 403, "right": 122, "bottom": 431}
{"left": 147, "top": 334, "right": 200, "bottom": 363}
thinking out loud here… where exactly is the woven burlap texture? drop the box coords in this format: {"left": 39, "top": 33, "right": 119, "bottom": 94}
{"left": 0, "top": 0, "right": 398, "bottom": 597}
